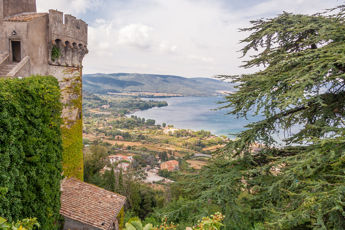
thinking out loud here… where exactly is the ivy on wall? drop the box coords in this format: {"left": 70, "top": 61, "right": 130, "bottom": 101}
{"left": 117, "top": 206, "right": 125, "bottom": 230}
{"left": 51, "top": 46, "right": 61, "bottom": 62}
{"left": 0, "top": 76, "right": 63, "bottom": 230}
{"left": 60, "top": 67, "right": 84, "bottom": 180}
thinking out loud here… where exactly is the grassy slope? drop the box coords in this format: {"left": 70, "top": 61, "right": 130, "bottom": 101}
{"left": 83, "top": 73, "right": 236, "bottom": 96}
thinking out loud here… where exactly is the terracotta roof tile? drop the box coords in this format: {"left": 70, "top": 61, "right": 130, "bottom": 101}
{"left": 163, "top": 160, "right": 179, "bottom": 165}
{"left": 60, "top": 178, "right": 126, "bottom": 230}
{"left": 5, "top": 13, "right": 47, "bottom": 22}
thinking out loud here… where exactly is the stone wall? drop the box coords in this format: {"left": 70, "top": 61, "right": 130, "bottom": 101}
{"left": 63, "top": 217, "right": 102, "bottom": 230}
{"left": 27, "top": 14, "right": 48, "bottom": 75}
{"left": 0, "top": 0, "right": 5, "bottom": 52}
{"left": 7, "top": 55, "right": 30, "bottom": 78}
{"left": 3, "top": 0, "right": 36, "bottom": 18}
{"left": 2, "top": 20, "right": 29, "bottom": 62}
{"left": 48, "top": 10, "right": 88, "bottom": 67}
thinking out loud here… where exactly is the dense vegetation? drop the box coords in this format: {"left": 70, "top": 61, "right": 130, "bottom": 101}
{"left": 0, "top": 76, "right": 63, "bottom": 229}
{"left": 83, "top": 145, "right": 164, "bottom": 220}
{"left": 157, "top": 5, "right": 345, "bottom": 229}
{"left": 82, "top": 6, "right": 345, "bottom": 229}
{"left": 83, "top": 91, "right": 168, "bottom": 116}
{"left": 83, "top": 73, "right": 236, "bottom": 96}
{"left": 83, "top": 113, "right": 220, "bottom": 154}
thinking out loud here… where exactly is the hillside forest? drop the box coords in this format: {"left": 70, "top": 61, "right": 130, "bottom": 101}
{"left": 83, "top": 73, "right": 236, "bottom": 97}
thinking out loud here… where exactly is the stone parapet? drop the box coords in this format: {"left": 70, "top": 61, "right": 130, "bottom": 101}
{"left": 48, "top": 10, "right": 88, "bottom": 67}
{"left": 48, "top": 10, "right": 87, "bottom": 45}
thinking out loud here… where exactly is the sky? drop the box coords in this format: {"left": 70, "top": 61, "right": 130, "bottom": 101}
{"left": 36, "top": 0, "right": 341, "bottom": 78}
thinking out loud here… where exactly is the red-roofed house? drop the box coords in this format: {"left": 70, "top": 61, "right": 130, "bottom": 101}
{"left": 160, "top": 160, "right": 179, "bottom": 171}
{"left": 60, "top": 178, "right": 126, "bottom": 230}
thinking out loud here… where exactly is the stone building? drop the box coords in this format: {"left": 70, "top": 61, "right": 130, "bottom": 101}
{"left": 0, "top": 0, "right": 88, "bottom": 119}
{"left": 0, "top": 0, "right": 88, "bottom": 181}
{"left": 0, "top": 0, "right": 88, "bottom": 79}
{"left": 60, "top": 178, "right": 126, "bottom": 230}
{"left": 160, "top": 160, "right": 179, "bottom": 171}
{"left": 0, "top": 2, "right": 129, "bottom": 229}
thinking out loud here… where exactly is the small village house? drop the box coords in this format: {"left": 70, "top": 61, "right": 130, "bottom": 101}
{"left": 160, "top": 160, "right": 179, "bottom": 171}
{"left": 101, "top": 105, "right": 110, "bottom": 109}
{"left": 60, "top": 178, "right": 126, "bottom": 230}
{"left": 109, "top": 155, "right": 133, "bottom": 164}
{"left": 118, "top": 162, "right": 130, "bottom": 171}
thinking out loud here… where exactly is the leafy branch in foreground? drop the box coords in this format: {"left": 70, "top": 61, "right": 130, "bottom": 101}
{"left": 0, "top": 217, "right": 40, "bottom": 230}
{"left": 124, "top": 213, "right": 224, "bottom": 230}
{"left": 163, "top": 5, "right": 345, "bottom": 230}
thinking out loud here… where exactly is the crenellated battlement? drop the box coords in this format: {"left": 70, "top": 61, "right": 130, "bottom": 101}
{"left": 48, "top": 10, "right": 88, "bottom": 45}
{"left": 48, "top": 10, "right": 88, "bottom": 67}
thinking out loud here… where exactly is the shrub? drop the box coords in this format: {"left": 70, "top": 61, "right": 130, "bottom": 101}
{"left": 0, "top": 76, "right": 63, "bottom": 229}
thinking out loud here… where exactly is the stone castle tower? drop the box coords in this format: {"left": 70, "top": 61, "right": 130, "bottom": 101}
{"left": 0, "top": 0, "right": 88, "bottom": 180}
{"left": 0, "top": 0, "right": 88, "bottom": 78}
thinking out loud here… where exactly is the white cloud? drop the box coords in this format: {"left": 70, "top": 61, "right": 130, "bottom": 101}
{"left": 118, "top": 24, "right": 154, "bottom": 49}
{"left": 159, "top": 41, "right": 178, "bottom": 54}
{"left": 188, "top": 55, "right": 215, "bottom": 65}
{"left": 38, "top": 0, "right": 341, "bottom": 77}
{"left": 191, "top": 36, "right": 209, "bottom": 49}
{"left": 88, "top": 20, "right": 114, "bottom": 57}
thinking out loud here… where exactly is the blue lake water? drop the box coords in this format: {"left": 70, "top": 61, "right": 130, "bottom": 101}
{"left": 128, "top": 97, "right": 263, "bottom": 138}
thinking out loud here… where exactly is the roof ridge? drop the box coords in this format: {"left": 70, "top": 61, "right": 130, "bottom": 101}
{"left": 61, "top": 178, "right": 126, "bottom": 229}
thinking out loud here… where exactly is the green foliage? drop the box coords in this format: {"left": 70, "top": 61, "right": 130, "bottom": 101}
{"left": 84, "top": 153, "right": 160, "bottom": 218}
{"left": 158, "top": 169, "right": 173, "bottom": 179}
{"left": 167, "top": 5, "right": 345, "bottom": 230}
{"left": 83, "top": 92, "right": 168, "bottom": 114}
{"left": 51, "top": 46, "right": 61, "bottom": 62}
{"left": 124, "top": 213, "right": 224, "bottom": 230}
{"left": 61, "top": 119, "right": 83, "bottom": 179}
{"left": 61, "top": 67, "right": 83, "bottom": 180}
{"left": 118, "top": 207, "right": 125, "bottom": 230}
{"left": 0, "top": 188, "right": 7, "bottom": 199}
{"left": 118, "top": 169, "right": 124, "bottom": 194}
{"left": 159, "top": 152, "right": 168, "bottom": 162}
{"left": 84, "top": 145, "right": 109, "bottom": 183}
{"left": 0, "top": 76, "right": 63, "bottom": 229}
{"left": 125, "top": 217, "right": 153, "bottom": 230}
{"left": 146, "top": 119, "right": 156, "bottom": 126}
{"left": 129, "top": 183, "right": 141, "bottom": 217}
{"left": 0, "top": 217, "right": 40, "bottom": 230}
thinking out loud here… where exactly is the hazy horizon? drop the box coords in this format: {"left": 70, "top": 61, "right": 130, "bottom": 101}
{"left": 37, "top": 0, "right": 341, "bottom": 78}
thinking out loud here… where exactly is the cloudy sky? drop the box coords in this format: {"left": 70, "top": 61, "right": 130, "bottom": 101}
{"left": 37, "top": 0, "right": 340, "bottom": 78}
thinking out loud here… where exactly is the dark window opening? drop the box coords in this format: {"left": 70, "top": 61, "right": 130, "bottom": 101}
{"left": 11, "top": 41, "right": 21, "bottom": 62}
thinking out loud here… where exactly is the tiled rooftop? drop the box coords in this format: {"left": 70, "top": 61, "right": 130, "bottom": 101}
{"left": 164, "top": 160, "right": 179, "bottom": 165}
{"left": 60, "top": 178, "right": 126, "bottom": 230}
{"left": 4, "top": 13, "right": 47, "bottom": 22}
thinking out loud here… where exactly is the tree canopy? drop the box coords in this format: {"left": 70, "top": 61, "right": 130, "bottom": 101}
{"left": 167, "top": 5, "right": 345, "bottom": 230}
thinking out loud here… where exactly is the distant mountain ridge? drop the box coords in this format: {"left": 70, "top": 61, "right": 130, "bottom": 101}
{"left": 83, "top": 73, "right": 236, "bottom": 96}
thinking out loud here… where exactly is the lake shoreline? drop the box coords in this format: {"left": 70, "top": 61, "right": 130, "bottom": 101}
{"left": 126, "top": 96, "right": 260, "bottom": 138}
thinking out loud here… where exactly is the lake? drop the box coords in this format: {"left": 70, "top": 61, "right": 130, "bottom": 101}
{"left": 127, "top": 97, "right": 263, "bottom": 138}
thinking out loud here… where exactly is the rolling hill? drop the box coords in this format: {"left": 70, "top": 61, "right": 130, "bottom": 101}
{"left": 83, "top": 73, "right": 236, "bottom": 96}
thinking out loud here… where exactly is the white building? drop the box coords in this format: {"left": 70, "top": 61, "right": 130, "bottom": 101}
{"left": 109, "top": 155, "right": 133, "bottom": 164}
